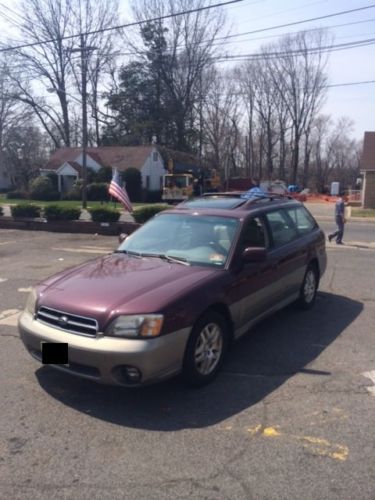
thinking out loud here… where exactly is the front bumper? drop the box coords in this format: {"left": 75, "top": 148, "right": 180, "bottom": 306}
{"left": 18, "top": 311, "right": 191, "bottom": 386}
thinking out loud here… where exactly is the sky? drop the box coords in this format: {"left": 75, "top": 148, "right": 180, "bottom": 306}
{"left": 0, "top": 0, "right": 374, "bottom": 141}
{"left": 119, "top": 0, "right": 375, "bottom": 141}
{"left": 218, "top": 0, "right": 375, "bottom": 140}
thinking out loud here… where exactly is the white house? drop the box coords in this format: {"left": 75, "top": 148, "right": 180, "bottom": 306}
{"left": 41, "top": 146, "right": 167, "bottom": 194}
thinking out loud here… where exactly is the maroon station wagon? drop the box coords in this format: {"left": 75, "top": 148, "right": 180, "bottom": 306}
{"left": 19, "top": 194, "right": 327, "bottom": 387}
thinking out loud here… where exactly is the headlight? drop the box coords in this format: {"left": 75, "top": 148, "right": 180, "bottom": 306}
{"left": 106, "top": 315, "right": 164, "bottom": 338}
{"left": 25, "top": 288, "right": 37, "bottom": 315}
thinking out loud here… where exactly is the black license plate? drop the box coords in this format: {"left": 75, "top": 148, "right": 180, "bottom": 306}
{"left": 41, "top": 342, "right": 69, "bottom": 365}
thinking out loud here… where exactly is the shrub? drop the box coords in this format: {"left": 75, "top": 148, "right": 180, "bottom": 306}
{"left": 6, "top": 191, "right": 29, "bottom": 199}
{"left": 133, "top": 205, "right": 168, "bottom": 224}
{"left": 89, "top": 207, "right": 120, "bottom": 222}
{"left": 123, "top": 168, "right": 142, "bottom": 202}
{"left": 87, "top": 182, "right": 110, "bottom": 201}
{"left": 30, "top": 176, "right": 60, "bottom": 201}
{"left": 11, "top": 203, "right": 41, "bottom": 218}
{"left": 94, "top": 166, "right": 112, "bottom": 183}
{"left": 46, "top": 172, "right": 58, "bottom": 191}
{"left": 0, "top": 206, "right": 3, "bottom": 216}
{"left": 44, "top": 205, "right": 81, "bottom": 221}
{"left": 145, "top": 190, "right": 162, "bottom": 203}
{"left": 63, "top": 180, "right": 82, "bottom": 200}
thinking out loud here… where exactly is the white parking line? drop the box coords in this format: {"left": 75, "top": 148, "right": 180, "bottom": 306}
{"left": 52, "top": 247, "right": 110, "bottom": 254}
{"left": 0, "top": 309, "right": 20, "bottom": 326}
{"left": 18, "top": 287, "right": 32, "bottom": 293}
{"left": 362, "top": 371, "right": 375, "bottom": 396}
{"left": 0, "top": 278, "right": 8, "bottom": 283}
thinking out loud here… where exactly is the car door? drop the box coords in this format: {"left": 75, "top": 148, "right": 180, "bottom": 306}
{"left": 229, "top": 215, "right": 281, "bottom": 338}
{"left": 264, "top": 208, "right": 307, "bottom": 301}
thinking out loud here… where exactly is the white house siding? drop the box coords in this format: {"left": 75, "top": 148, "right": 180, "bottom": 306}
{"left": 140, "top": 148, "right": 167, "bottom": 191}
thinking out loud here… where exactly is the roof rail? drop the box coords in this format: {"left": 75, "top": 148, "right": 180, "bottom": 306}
{"left": 241, "top": 193, "right": 293, "bottom": 207}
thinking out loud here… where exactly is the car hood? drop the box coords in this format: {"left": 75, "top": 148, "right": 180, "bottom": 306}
{"left": 37, "top": 253, "right": 219, "bottom": 328}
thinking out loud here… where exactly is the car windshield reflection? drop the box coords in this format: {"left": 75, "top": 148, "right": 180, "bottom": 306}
{"left": 118, "top": 213, "right": 240, "bottom": 267}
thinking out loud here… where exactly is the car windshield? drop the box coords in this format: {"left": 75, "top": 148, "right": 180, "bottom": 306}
{"left": 118, "top": 213, "right": 240, "bottom": 268}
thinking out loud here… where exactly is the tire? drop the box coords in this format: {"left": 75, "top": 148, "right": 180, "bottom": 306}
{"left": 182, "top": 311, "right": 228, "bottom": 387}
{"left": 297, "top": 263, "right": 319, "bottom": 310}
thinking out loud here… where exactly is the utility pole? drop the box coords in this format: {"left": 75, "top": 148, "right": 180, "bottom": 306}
{"left": 81, "top": 34, "right": 88, "bottom": 209}
{"left": 71, "top": 35, "right": 97, "bottom": 209}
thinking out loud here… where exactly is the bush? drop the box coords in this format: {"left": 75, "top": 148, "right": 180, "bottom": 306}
{"left": 44, "top": 205, "right": 81, "bottom": 221}
{"left": 6, "top": 191, "right": 29, "bottom": 199}
{"left": 11, "top": 203, "right": 41, "bottom": 218}
{"left": 94, "top": 166, "right": 112, "bottom": 183}
{"left": 87, "top": 182, "right": 110, "bottom": 201}
{"left": 88, "top": 207, "right": 120, "bottom": 222}
{"left": 145, "top": 190, "right": 162, "bottom": 203}
{"left": 133, "top": 204, "right": 168, "bottom": 224}
{"left": 123, "top": 168, "right": 142, "bottom": 202}
{"left": 30, "top": 176, "right": 60, "bottom": 201}
{"left": 63, "top": 180, "right": 82, "bottom": 201}
{"left": 0, "top": 206, "right": 3, "bottom": 216}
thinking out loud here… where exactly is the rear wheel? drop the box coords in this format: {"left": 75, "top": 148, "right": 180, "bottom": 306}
{"left": 182, "top": 311, "right": 228, "bottom": 387}
{"left": 297, "top": 263, "right": 318, "bottom": 309}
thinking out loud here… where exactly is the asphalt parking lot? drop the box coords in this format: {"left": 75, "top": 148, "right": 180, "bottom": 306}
{"left": 1, "top": 228, "right": 375, "bottom": 499}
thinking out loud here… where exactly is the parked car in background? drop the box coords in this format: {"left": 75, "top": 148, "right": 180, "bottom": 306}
{"left": 19, "top": 194, "right": 326, "bottom": 387}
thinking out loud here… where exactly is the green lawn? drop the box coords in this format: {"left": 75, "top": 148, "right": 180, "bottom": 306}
{"left": 352, "top": 208, "right": 375, "bottom": 218}
{"left": 0, "top": 195, "right": 157, "bottom": 211}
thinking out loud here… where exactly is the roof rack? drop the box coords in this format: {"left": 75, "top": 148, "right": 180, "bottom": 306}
{"left": 241, "top": 193, "right": 293, "bottom": 207}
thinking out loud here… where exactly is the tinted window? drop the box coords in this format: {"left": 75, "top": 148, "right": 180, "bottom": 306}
{"left": 265, "top": 210, "right": 298, "bottom": 247}
{"left": 285, "top": 206, "right": 316, "bottom": 234}
{"left": 240, "top": 217, "right": 268, "bottom": 248}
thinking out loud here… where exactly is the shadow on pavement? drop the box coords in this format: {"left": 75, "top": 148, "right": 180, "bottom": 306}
{"left": 36, "top": 292, "right": 363, "bottom": 430}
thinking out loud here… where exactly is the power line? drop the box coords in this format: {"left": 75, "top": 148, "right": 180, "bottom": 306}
{"left": 0, "top": 0, "right": 245, "bottom": 53}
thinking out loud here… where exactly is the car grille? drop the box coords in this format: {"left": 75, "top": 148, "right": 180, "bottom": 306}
{"left": 36, "top": 306, "right": 98, "bottom": 337}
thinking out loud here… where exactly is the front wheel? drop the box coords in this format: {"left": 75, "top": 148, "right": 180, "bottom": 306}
{"left": 297, "top": 264, "right": 318, "bottom": 310}
{"left": 182, "top": 311, "right": 228, "bottom": 387}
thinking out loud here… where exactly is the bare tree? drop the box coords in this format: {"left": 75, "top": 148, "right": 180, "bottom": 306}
{"left": 202, "top": 68, "right": 239, "bottom": 182}
{"left": 266, "top": 30, "right": 329, "bottom": 184}
{"left": 2, "top": 0, "right": 120, "bottom": 147}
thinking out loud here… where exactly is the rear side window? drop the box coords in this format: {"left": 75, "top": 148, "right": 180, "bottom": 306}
{"left": 285, "top": 206, "right": 316, "bottom": 235}
{"left": 265, "top": 209, "right": 298, "bottom": 247}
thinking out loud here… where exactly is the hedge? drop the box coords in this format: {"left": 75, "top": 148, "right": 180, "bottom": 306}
{"left": 44, "top": 205, "right": 81, "bottom": 221}
{"left": 11, "top": 204, "right": 41, "bottom": 218}
{"left": 133, "top": 205, "right": 168, "bottom": 224}
{"left": 88, "top": 207, "right": 121, "bottom": 222}
{"left": 87, "top": 182, "right": 110, "bottom": 201}
{"left": 30, "top": 176, "right": 60, "bottom": 201}
{"left": 6, "top": 191, "right": 29, "bottom": 199}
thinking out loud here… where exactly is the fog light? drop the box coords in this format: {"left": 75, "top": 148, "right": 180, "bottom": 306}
{"left": 121, "top": 366, "right": 141, "bottom": 384}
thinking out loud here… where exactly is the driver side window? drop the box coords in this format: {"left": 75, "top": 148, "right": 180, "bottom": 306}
{"left": 240, "top": 217, "right": 268, "bottom": 248}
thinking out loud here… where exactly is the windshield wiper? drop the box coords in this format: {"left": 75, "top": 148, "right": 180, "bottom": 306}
{"left": 114, "top": 249, "right": 143, "bottom": 258}
{"left": 141, "top": 253, "right": 190, "bottom": 266}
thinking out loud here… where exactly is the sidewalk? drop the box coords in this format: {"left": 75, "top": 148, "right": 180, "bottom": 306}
{"left": 305, "top": 202, "right": 375, "bottom": 223}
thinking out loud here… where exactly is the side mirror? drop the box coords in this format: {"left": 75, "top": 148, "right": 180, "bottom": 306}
{"left": 118, "top": 233, "right": 128, "bottom": 244}
{"left": 242, "top": 247, "right": 267, "bottom": 263}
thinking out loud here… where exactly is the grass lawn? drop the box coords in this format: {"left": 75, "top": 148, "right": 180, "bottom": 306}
{"left": 0, "top": 195, "right": 163, "bottom": 211}
{"left": 352, "top": 208, "right": 375, "bottom": 218}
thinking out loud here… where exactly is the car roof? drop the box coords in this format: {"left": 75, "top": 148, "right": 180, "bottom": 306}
{"left": 164, "top": 193, "right": 303, "bottom": 219}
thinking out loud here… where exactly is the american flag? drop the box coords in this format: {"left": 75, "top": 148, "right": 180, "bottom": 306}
{"left": 108, "top": 168, "right": 133, "bottom": 212}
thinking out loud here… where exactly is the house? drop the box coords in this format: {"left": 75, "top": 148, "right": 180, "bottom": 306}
{"left": 361, "top": 132, "right": 375, "bottom": 208}
{"left": 41, "top": 146, "right": 167, "bottom": 194}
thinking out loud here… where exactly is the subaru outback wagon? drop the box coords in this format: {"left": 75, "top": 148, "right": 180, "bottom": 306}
{"left": 19, "top": 194, "right": 327, "bottom": 387}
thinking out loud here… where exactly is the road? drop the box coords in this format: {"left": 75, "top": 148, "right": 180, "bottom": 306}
{"left": 0, "top": 229, "right": 375, "bottom": 499}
